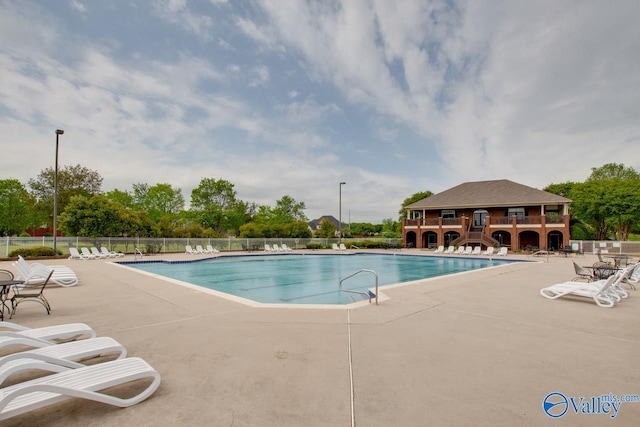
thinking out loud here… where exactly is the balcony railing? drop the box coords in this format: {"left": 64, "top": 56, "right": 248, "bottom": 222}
{"left": 407, "top": 215, "right": 565, "bottom": 227}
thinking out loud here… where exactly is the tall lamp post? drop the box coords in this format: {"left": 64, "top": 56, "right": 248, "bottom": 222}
{"left": 339, "top": 182, "right": 346, "bottom": 242}
{"left": 53, "top": 129, "right": 64, "bottom": 254}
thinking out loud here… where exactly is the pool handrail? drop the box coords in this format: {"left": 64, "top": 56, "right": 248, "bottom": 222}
{"left": 339, "top": 269, "right": 379, "bottom": 305}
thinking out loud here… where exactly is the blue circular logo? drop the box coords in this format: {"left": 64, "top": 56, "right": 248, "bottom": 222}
{"left": 543, "top": 392, "right": 568, "bottom": 418}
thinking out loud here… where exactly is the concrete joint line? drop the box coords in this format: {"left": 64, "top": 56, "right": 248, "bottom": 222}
{"left": 348, "top": 309, "right": 355, "bottom": 427}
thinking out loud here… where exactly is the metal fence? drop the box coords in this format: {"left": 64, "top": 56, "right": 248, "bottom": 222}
{"left": 0, "top": 236, "right": 403, "bottom": 258}
{"left": 569, "top": 240, "right": 640, "bottom": 255}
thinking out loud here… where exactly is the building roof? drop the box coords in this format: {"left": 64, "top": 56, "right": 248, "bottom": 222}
{"left": 405, "top": 179, "right": 572, "bottom": 210}
{"left": 308, "top": 215, "right": 341, "bottom": 230}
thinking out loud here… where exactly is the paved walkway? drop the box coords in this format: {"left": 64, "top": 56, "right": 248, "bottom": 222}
{"left": 1, "top": 251, "right": 638, "bottom": 426}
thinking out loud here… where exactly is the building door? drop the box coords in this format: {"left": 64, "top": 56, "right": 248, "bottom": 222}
{"left": 473, "top": 210, "right": 488, "bottom": 227}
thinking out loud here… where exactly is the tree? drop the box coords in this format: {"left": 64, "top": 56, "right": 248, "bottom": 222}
{"left": 105, "top": 188, "right": 135, "bottom": 208}
{"left": 0, "top": 179, "right": 37, "bottom": 235}
{"left": 381, "top": 218, "right": 400, "bottom": 238}
{"left": 317, "top": 218, "right": 337, "bottom": 238}
{"left": 28, "top": 164, "right": 103, "bottom": 226}
{"left": 543, "top": 182, "right": 578, "bottom": 200}
{"left": 569, "top": 163, "right": 640, "bottom": 240}
{"left": 133, "top": 183, "right": 184, "bottom": 223}
{"left": 59, "top": 195, "right": 153, "bottom": 237}
{"left": 398, "top": 191, "right": 433, "bottom": 219}
{"left": 271, "top": 195, "right": 307, "bottom": 223}
{"left": 190, "top": 178, "right": 246, "bottom": 234}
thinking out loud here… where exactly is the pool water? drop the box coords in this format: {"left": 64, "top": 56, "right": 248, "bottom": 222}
{"left": 122, "top": 254, "right": 512, "bottom": 305}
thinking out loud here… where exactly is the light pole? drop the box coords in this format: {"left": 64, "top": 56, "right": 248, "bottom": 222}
{"left": 339, "top": 182, "right": 346, "bottom": 242}
{"left": 53, "top": 129, "right": 64, "bottom": 254}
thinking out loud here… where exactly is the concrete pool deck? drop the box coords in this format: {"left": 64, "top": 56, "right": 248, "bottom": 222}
{"left": 1, "top": 250, "right": 638, "bottom": 426}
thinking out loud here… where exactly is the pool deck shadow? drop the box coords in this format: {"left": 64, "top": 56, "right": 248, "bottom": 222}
{"left": 1, "top": 249, "right": 638, "bottom": 426}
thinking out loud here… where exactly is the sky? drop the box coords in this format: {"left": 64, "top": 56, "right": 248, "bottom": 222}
{"left": 1, "top": 0, "right": 639, "bottom": 224}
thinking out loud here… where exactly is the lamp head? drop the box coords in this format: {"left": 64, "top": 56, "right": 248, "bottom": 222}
{"left": 55, "top": 129, "right": 64, "bottom": 135}
{"left": 340, "top": 181, "right": 346, "bottom": 185}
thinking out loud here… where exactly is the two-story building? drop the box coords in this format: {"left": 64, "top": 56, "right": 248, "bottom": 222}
{"left": 402, "top": 179, "right": 571, "bottom": 251}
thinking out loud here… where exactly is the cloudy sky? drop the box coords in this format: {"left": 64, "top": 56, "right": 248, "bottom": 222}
{"left": 1, "top": 1, "right": 638, "bottom": 223}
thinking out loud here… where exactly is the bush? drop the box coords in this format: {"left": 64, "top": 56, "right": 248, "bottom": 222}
{"left": 19, "top": 232, "right": 31, "bottom": 237}
{"left": 9, "top": 246, "right": 59, "bottom": 258}
{"left": 305, "top": 243, "right": 324, "bottom": 250}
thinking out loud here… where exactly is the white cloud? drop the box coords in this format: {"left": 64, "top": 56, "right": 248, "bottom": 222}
{"left": 1, "top": 0, "right": 639, "bottom": 223}
{"left": 69, "top": 0, "right": 86, "bottom": 13}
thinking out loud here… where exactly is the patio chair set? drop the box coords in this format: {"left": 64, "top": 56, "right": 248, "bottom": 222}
{"left": 540, "top": 262, "right": 638, "bottom": 308}
{"left": 0, "top": 321, "right": 160, "bottom": 421}
{"left": 0, "top": 257, "right": 81, "bottom": 320}
{"left": 69, "top": 246, "right": 124, "bottom": 260}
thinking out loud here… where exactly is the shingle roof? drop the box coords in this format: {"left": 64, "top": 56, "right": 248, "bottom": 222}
{"left": 405, "top": 179, "right": 572, "bottom": 210}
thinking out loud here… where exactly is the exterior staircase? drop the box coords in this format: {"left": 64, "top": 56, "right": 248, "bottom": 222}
{"left": 451, "top": 224, "right": 500, "bottom": 248}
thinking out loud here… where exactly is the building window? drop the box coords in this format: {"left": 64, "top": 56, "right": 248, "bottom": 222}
{"left": 442, "top": 210, "right": 455, "bottom": 218}
{"left": 508, "top": 208, "right": 525, "bottom": 218}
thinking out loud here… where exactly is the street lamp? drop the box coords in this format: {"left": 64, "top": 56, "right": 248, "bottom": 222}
{"left": 53, "top": 129, "right": 64, "bottom": 254}
{"left": 339, "top": 182, "right": 346, "bottom": 242}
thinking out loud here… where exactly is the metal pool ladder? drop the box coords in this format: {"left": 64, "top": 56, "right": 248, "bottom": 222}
{"left": 339, "top": 269, "right": 379, "bottom": 305}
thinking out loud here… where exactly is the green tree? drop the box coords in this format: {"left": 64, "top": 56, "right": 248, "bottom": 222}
{"left": 543, "top": 182, "right": 578, "bottom": 200}
{"left": 190, "top": 178, "right": 251, "bottom": 235}
{"left": 59, "top": 195, "right": 141, "bottom": 237}
{"left": 133, "top": 183, "right": 184, "bottom": 223}
{"left": 317, "top": 218, "right": 336, "bottom": 238}
{"left": 570, "top": 163, "right": 640, "bottom": 240}
{"left": 0, "top": 179, "right": 37, "bottom": 235}
{"left": 271, "top": 195, "right": 307, "bottom": 223}
{"left": 381, "top": 218, "right": 400, "bottom": 238}
{"left": 28, "top": 164, "right": 103, "bottom": 226}
{"left": 350, "top": 222, "right": 380, "bottom": 236}
{"left": 105, "top": 188, "right": 135, "bottom": 208}
{"left": 398, "top": 191, "right": 433, "bottom": 219}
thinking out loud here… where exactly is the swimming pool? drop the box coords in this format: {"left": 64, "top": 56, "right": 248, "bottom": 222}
{"left": 121, "top": 253, "right": 514, "bottom": 306}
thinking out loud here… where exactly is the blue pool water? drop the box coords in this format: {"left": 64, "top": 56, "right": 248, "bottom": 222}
{"left": 122, "top": 254, "right": 513, "bottom": 305}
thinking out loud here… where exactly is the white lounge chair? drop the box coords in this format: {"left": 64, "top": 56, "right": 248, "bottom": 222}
{"left": 206, "top": 245, "right": 220, "bottom": 254}
{"left": 68, "top": 247, "right": 90, "bottom": 260}
{"left": 13, "top": 256, "right": 79, "bottom": 287}
{"left": 0, "top": 336, "right": 127, "bottom": 386}
{"left": 332, "top": 243, "right": 340, "bottom": 251}
{"left": 100, "top": 247, "right": 124, "bottom": 258}
{"left": 195, "top": 245, "right": 207, "bottom": 254}
{"left": 264, "top": 244, "right": 274, "bottom": 252}
{"left": 80, "top": 247, "right": 97, "bottom": 259}
{"left": 90, "top": 247, "right": 108, "bottom": 259}
{"left": 444, "top": 246, "right": 455, "bottom": 254}
{"left": 280, "top": 244, "right": 292, "bottom": 252}
{"left": 0, "top": 322, "right": 96, "bottom": 353}
{"left": 623, "top": 263, "right": 640, "bottom": 290}
{"left": 455, "top": 247, "right": 465, "bottom": 254}
{"left": 434, "top": 246, "right": 444, "bottom": 254}
{"left": 483, "top": 247, "right": 494, "bottom": 256}
{"left": 496, "top": 247, "right": 508, "bottom": 256}
{"left": 471, "top": 246, "right": 481, "bottom": 255}
{"left": 463, "top": 247, "right": 473, "bottom": 255}
{"left": 272, "top": 244, "right": 283, "bottom": 252}
{"left": 540, "top": 271, "right": 627, "bottom": 308}
{"left": 339, "top": 244, "right": 347, "bottom": 251}
{"left": 185, "top": 245, "right": 198, "bottom": 254}
{"left": 0, "top": 357, "right": 161, "bottom": 421}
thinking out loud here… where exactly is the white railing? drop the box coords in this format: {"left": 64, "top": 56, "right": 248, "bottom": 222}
{"left": 0, "top": 236, "right": 403, "bottom": 258}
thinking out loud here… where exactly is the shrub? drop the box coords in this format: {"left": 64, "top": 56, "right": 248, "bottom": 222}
{"left": 19, "top": 232, "right": 31, "bottom": 237}
{"left": 305, "top": 243, "right": 324, "bottom": 250}
{"left": 9, "top": 246, "right": 59, "bottom": 258}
